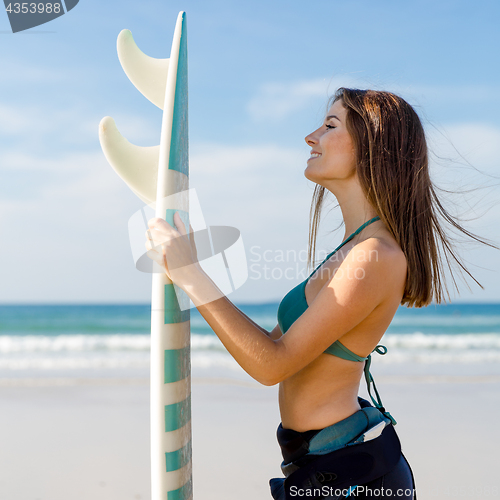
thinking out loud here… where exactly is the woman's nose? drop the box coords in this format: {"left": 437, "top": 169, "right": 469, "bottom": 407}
{"left": 305, "top": 131, "right": 317, "bottom": 146}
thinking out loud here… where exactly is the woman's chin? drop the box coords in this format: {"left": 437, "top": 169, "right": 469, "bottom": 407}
{"left": 304, "top": 167, "right": 320, "bottom": 183}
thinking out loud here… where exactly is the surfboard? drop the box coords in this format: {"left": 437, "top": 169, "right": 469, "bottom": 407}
{"left": 99, "top": 11, "right": 192, "bottom": 500}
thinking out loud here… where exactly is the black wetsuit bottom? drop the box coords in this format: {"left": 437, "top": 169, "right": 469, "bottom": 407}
{"left": 270, "top": 399, "right": 416, "bottom": 500}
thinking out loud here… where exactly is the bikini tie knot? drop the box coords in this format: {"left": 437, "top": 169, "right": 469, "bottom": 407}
{"left": 373, "top": 345, "right": 388, "bottom": 355}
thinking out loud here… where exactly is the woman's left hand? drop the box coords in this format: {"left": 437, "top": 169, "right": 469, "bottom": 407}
{"left": 144, "top": 212, "right": 199, "bottom": 285}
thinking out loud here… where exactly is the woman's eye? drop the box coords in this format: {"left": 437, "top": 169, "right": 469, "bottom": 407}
{"left": 325, "top": 124, "right": 336, "bottom": 130}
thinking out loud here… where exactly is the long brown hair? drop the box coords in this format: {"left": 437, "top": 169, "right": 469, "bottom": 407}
{"left": 307, "top": 87, "right": 498, "bottom": 307}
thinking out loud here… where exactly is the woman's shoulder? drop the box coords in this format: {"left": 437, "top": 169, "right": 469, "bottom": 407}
{"left": 347, "top": 234, "right": 407, "bottom": 296}
{"left": 352, "top": 230, "right": 406, "bottom": 264}
{"left": 340, "top": 234, "right": 407, "bottom": 284}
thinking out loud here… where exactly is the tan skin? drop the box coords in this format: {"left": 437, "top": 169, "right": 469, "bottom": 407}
{"left": 145, "top": 98, "right": 407, "bottom": 432}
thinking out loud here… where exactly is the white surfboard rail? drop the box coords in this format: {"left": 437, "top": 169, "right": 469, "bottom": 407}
{"left": 99, "top": 11, "right": 192, "bottom": 500}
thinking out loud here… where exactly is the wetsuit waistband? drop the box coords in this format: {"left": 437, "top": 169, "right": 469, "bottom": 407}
{"left": 277, "top": 398, "right": 391, "bottom": 467}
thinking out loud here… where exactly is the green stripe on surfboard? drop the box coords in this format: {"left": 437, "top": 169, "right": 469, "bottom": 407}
{"left": 165, "top": 396, "right": 191, "bottom": 432}
{"left": 165, "top": 208, "right": 188, "bottom": 229}
{"left": 164, "top": 347, "right": 190, "bottom": 384}
{"left": 165, "top": 440, "right": 192, "bottom": 472}
{"left": 167, "top": 478, "right": 192, "bottom": 500}
{"left": 164, "top": 284, "right": 190, "bottom": 324}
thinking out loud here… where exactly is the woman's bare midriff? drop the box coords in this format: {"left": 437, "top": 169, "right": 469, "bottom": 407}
{"left": 278, "top": 306, "right": 396, "bottom": 432}
{"left": 279, "top": 354, "right": 365, "bottom": 432}
{"left": 279, "top": 235, "right": 406, "bottom": 432}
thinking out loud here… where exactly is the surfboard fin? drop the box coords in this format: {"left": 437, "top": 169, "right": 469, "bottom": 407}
{"left": 117, "top": 29, "right": 169, "bottom": 110}
{"left": 99, "top": 116, "right": 159, "bottom": 204}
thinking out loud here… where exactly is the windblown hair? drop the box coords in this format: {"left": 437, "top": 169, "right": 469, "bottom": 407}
{"left": 307, "top": 87, "right": 498, "bottom": 307}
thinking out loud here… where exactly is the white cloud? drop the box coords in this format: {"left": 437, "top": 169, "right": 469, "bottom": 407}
{"left": 190, "top": 142, "right": 304, "bottom": 176}
{"left": 247, "top": 77, "right": 500, "bottom": 124}
{"left": 427, "top": 122, "right": 500, "bottom": 171}
{"left": 0, "top": 147, "right": 146, "bottom": 302}
{"left": 247, "top": 75, "right": 365, "bottom": 121}
{"left": 0, "top": 102, "right": 159, "bottom": 149}
{"left": 0, "top": 61, "right": 69, "bottom": 85}
{"left": 425, "top": 122, "right": 500, "bottom": 229}
{"left": 390, "top": 83, "right": 500, "bottom": 105}
{"left": 189, "top": 142, "right": 312, "bottom": 236}
{"left": 0, "top": 150, "right": 134, "bottom": 220}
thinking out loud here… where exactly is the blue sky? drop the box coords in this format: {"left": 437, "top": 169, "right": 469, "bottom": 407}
{"left": 1, "top": 0, "right": 499, "bottom": 304}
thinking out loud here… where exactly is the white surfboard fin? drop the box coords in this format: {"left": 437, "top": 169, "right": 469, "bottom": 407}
{"left": 99, "top": 116, "right": 159, "bottom": 204}
{"left": 117, "top": 29, "right": 169, "bottom": 110}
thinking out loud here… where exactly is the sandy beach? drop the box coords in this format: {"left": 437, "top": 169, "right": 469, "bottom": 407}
{"left": 1, "top": 363, "right": 499, "bottom": 500}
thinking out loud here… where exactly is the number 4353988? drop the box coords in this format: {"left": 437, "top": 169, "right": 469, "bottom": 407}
{"left": 5, "top": 3, "right": 62, "bottom": 14}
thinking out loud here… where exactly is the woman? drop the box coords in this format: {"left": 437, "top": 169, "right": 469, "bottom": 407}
{"left": 145, "top": 88, "right": 494, "bottom": 499}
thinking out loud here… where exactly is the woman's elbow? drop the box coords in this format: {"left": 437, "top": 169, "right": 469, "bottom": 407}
{"left": 258, "top": 374, "right": 281, "bottom": 387}
{"left": 255, "top": 365, "right": 289, "bottom": 386}
{"left": 258, "top": 344, "right": 292, "bottom": 385}
{"left": 248, "top": 364, "right": 285, "bottom": 386}
{"left": 247, "top": 342, "right": 289, "bottom": 386}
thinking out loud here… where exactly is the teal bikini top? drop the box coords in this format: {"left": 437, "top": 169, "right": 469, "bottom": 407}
{"left": 277, "top": 216, "right": 396, "bottom": 425}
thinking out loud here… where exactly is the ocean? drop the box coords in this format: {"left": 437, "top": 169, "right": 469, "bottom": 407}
{"left": 1, "top": 303, "right": 500, "bottom": 377}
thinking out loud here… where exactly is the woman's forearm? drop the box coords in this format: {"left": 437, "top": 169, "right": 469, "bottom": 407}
{"left": 180, "top": 265, "right": 284, "bottom": 385}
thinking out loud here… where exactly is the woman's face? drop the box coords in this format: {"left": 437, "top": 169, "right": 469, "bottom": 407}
{"left": 304, "top": 99, "right": 356, "bottom": 185}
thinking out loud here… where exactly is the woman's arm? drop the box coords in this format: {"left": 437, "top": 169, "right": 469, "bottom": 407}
{"left": 229, "top": 310, "right": 283, "bottom": 340}
{"left": 180, "top": 267, "right": 284, "bottom": 384}
{"left": 180, "top": 239, "right": 398, "bottom": 385}
{"left": 145, "top": 215, "right": 282, "bottom": 380}
{"left": 185, "top": 273, "right": 279, "bottom": 339}
{"left": 145, "top": 214, "right": 398, "bottom": 386}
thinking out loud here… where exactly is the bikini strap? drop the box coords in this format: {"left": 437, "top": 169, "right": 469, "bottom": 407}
{"left": 310, "top": 216, "right": 381, "bottom": 275}
{"left": 364, "top": 345, "right": 397, "bottom": 426}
